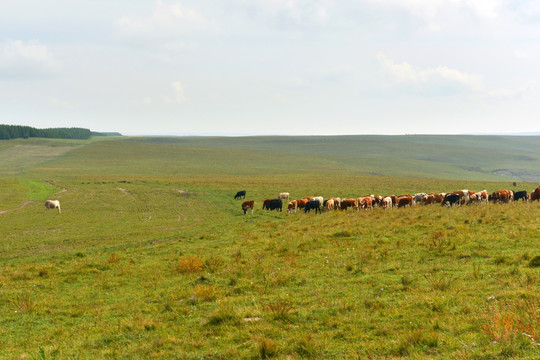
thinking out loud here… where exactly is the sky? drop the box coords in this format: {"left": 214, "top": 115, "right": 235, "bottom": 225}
{"left": 1, "top": 0, "right": 540, "bottom": 136}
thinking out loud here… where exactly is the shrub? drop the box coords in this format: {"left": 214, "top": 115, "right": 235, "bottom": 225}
{"left": 256, "top": 337, "right": 277, "bottom": 359}
{"left": 177, "top": 256, "right": 203, "bottom": 273}
{"left": 265, "top": 299, "right": 293, "bottom": 320}
{"left": 10, "top": 292, "right": 36, "bottom": 313}
{"left": 193, "top": 284, "right": 220, "bottom": 301}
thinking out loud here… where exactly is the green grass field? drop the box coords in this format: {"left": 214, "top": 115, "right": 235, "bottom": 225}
{"left": 1, "top": 136, "right": 539, "bottom": 359}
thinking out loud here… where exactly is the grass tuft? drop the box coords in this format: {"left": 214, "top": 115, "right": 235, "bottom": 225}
{"left": 177, "top": 256, "right": 204, "bottom": 273}
{"left": 9, "top": 292, "right": 36, "bottom": 313}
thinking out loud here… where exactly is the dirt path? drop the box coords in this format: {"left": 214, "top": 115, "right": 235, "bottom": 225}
{"left": 0, "top": 200, "right": 34, "bottom": 215}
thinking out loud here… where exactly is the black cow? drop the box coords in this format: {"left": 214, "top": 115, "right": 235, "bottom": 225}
{"left": 266, "top": 199, "right": 282, "bottom": 211}
{"left": 304, "top": 199, "right": 321, "bottom": 214}
{"left": 514, "top": 190, "right": 528, "bottom": 202}
{"left": 234, "top": 190, "right": 246, "bottom": 199}
{"left": 442, "top": 194, "right": 460, "bottom": 207}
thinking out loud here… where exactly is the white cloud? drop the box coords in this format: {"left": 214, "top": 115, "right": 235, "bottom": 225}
{"left": 376, "top": 53, "right": 484, "bottom": 92}
{"left": 114, "top": 0, "right": 214, "bottom": 43}
{"left": 0, "top": 40, "right": 61, "bottom": 79}
{"left": 170, "top": 81, "right": 188, "bottom": 103}
{"left": 48, "top": 97, "right": 70, "bottom": 108}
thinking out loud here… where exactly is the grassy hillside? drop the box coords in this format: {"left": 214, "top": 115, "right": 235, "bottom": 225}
{"left": 0, "top": 136, "right": 539, "bottom": 359}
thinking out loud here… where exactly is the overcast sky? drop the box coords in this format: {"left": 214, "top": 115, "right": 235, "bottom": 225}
{"left": 1, "top": 1, "right": 540, "bottom": 135}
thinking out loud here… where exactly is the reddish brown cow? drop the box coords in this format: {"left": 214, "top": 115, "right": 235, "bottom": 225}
{"left": 262, "top": 198, "right": 273, "bottom": 209}
{"left": 422, "top": 194, "right": 435, "bottom": 205}
{"left": 358, "top": 196, "right": 372, "bottom": 210}
{"left": 530, "top": 187, "right": 540, "bottom": 201}
{"left": 295, "top": 198, "right": 308, "bottom": 210}
{"left": 489, "top": 190, "right": 512, "bottom": 203}
{"left": 242, "top": 200, "right": 255, "bottom": 214}
{"left": 340, "top": 199, "right": 357, "bottom": 210}
{"left": 287, "top": 200, "right": 298, "bottom": 213}
{"left": 397, "top": 195, "right": 414, "bottom": 208}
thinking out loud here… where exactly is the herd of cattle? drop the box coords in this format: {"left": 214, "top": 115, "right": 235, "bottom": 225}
{"left": 235, "top": 187, "right": 540, "bottom": 214}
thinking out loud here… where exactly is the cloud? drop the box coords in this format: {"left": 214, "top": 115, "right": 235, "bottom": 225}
{"left": 376, "top": 53, "right": 484, "bottom": 93}
{"left": 114, "top": 0, "right": 214, "bottom": 43}
{"left": 48, "top": 97, "right": 71, "bottom": 108}
{"left": 0, "top": 40, "right": 61, "bottom": 79}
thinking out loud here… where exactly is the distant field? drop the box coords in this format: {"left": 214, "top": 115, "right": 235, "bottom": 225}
{"left": 0, "top": 136, "right": 539, "bottom": 359}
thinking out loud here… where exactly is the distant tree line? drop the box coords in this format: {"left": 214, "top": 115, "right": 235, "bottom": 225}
{"left": 0, "top": 124, "right": 121, "bottom": 140}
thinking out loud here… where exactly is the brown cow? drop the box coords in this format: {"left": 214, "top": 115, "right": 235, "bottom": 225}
{"left": 262, "top": 198, "right": 273, "bottom": 209}
{"left": 397, "top": 195, "right": 414, "bottom": 208}
{"left": 242, "top": 200, "right": 254, "bottom": 214}
{"left": 325, "top": 199, "right": 335, "bottom": 211}
{"left": 358, "top": 196, "right": 373, "bottom": 210}
{"left": 340, "top": 198, "right": 357, "bottom": 210}
{"left": 531, "top": 187, "right": 540, "bottom": 201}
{"left": 489, "top": 190, "right": 512, "bottom": 204}
{"left": 295, "top": 198, "right": 308, "bottom": 210}
{"left": 287, "top": 200, "right": 298, "bottom": 213}
{"left": 422, "top": 193, "right": 435, "bottom": 205}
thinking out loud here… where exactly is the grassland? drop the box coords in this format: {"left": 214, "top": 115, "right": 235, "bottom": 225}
{"left": 0, "top": 136, "right": 539, "bottom": 359}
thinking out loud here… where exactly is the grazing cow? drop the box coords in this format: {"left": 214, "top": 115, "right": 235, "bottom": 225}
{"left": 304, "top": 198, "right": 321, "bottom": 214}
{"left": 386, "top": 195, "right": 398, "bottom": 207}
{"left": 514, "top": 190, "right": 528, "bottom": 202}
{"left": 358, "top": 196, "right": 373, "bottom": 210}
{"left": 442, "top": 194, "right": 460, "bottom": 207}
{"left": 340, "top": 198, "right": 357, "bottom": 210}
{"left": 413, "top": 193, "right": 427, "bottom": 204}
{"left": 326, "top": 198, "right": 341, "bottom": 210}
{"left": 422, "top": 194, "right": 435, "bottom": 205}
{"left": 266, "top": 199, "right": 283, "bottom": 211}
{"left": 295, "top": 198, "right": 308, "bottom": 210}
{"left": 234, "top": 190, "right": 246, "bottom": 199}
{"left": 287, "top": 200, "right": 298, "bottom": 213}
{"left": 531, "top": 187, "right": 540, "bottom": 201}
{"left": 397, "top": 195, "right": 414, "bottom": 208}
{"left": 468, "top": 192, "right": 482, "bottom": 205}
{"left": 489, "top": 190, "right": 512, "bottom": 204}
{"left": 242, "top": 200, "right": 254, "bottom": 214}
{"left": 278, "top": 192, "right": 290, "bottom": 200}
{"left": 45, "top": 200, "right": 61, "bottom": 213}
{"left": 382, "top": 196, "right": 392, "bottom": 210}
{"left": 371, "top": 195, "right": 383, "bottom": 208}
{"left": 325, "top": 199, "right": 335, "bottom": 211}
{"left": 262, "top": 198, "right": 273, "bottom": 210}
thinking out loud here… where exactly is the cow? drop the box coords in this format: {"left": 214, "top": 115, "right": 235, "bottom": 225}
{"left": 531, "top": 187, "right": 540, "bottom": 201}
{"left": 422, "top": 194, "right": 435, "bottom": 205}
{"left": 45, "top": 200, "right": 61, "bottom": 213}
{"left": 386, "top": 195, "right": 398, "bottom": 207}
{"left": 328, "top": 198, "right": 341, "bottom": 210}
{"left": 234, "top": 190, "right": 246, "bottom": 199}
{"left": 304, "top": 198, "right": 321, "bottom": 214}
{"left": 397, "top": 195, "right": 414, "bottom": 208}
{"left": 340, "top": 198, "right": 357, "bottom": 210}
{"left": 371, "top": 195, "right": 383, "bottom": 208}
{"left": 262, "top": 198, "right": 273, "bottom": 210}
{"left": 489, "top": 190, "right": 512, "bottom": 204}
{"left": 382, "top": 196, "right": 392, "bottom": 210}
{"left": 278, "top": 192, "right": 290, "bottom": 200}
{"left": 266, "top": 199, "right": 282, "bottom": 211}
{"left": 513, "top": 190, "right": 528, "bottom": 202}
{"left": 295, "top": 198, "right": 308, "bottom": 210}
{"left": 287, "top": 200, "right": 298, "bottom": 213}
{"left": 242, "top": 200, "right": 254, "bottom": 214}
{"left": 413, "top": 193, "right": 427, "bottom": 204}
{"left": 358, "top": 196, "right": 373, "bottom": 210}
{"left": 442, "top": 193, "right": 460, "bottom": 207}
{"left": 325, "top": 199, "right": 335, "bottom": 211}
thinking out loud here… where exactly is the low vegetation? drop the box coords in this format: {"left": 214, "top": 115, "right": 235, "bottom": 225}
{"left": 0, "top": 137, "right": 539, "bottom": 359}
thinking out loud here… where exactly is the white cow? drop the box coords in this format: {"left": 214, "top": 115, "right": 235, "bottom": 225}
{"left": 382, "top": 196, "right": 393, "bottom": 210}
{"left": 45, "top": 200, "right": 61, "bottom": 213}
{"left": 278, "top": 192, "right": 290, "bottom": 200}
